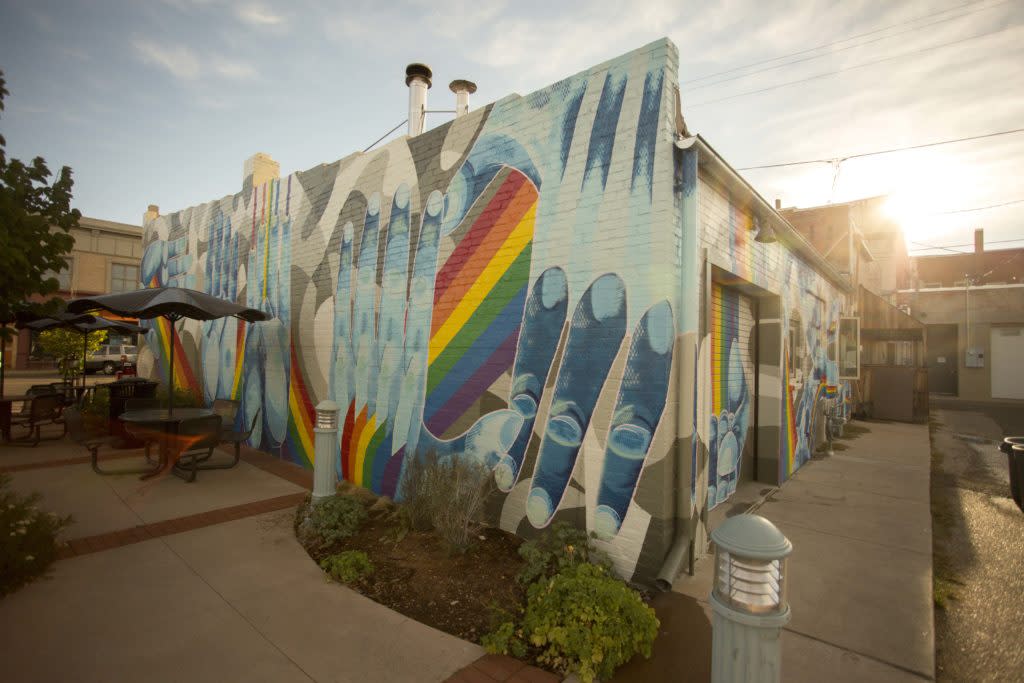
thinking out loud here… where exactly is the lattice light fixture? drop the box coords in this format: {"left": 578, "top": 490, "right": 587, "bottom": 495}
{"left": 709, "top": 514, "right": 793, "bottom": 683}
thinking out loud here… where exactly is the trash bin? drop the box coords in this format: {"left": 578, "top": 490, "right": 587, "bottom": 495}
{"left": 108, "top": 377, "right": 159, "bottom": 447}
{"left": 1000, "top": 437, "right": 1024, "bottom": 512}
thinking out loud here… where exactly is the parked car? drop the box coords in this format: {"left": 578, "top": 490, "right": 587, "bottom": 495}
{"left": 84, "top": 344, "right": 138, "bottom": 375}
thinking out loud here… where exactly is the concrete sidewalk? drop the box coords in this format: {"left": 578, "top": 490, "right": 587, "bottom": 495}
{"left": 0, "top": 432, "right": 483, "bottom": 682}
{"left": 619, "top": 420, "right": 934, "bottom": 682}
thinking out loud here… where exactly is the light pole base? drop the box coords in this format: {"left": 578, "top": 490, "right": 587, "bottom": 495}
{"left": 710, "top": 593, "right": 790, "bottom": 683}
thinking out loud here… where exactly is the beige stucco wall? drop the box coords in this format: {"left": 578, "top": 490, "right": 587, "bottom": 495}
{"left": 900, "top": 285, "right": 1024, "bottom": 401}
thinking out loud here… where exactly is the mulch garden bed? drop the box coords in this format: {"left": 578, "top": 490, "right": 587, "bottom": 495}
{"left": 296, "top": 489, "right": 528, "bottom": 643}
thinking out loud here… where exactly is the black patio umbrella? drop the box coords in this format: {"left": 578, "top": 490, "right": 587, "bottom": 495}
{"left": 14, "top": 312, "right": 98, "bottom": 391}
{"left": 68, "top": 287, "right": 269, "bottom": 413}
{"left": 26, "top": 316, "right": 144, "bottom": 388}
{"left": 2, "top": 307, "right": 95, "bottom": 396}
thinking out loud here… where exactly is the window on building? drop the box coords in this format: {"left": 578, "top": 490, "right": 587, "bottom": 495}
{"left": 788, "top": 312, "right": 803, "bottom": 381}
{"left": 110, "top": 263, "right": 140, "bottom": 293}
{"left": 838, "top": 317, "right": 861, "bottom": 378}
{"left": 44, "top": 261, "right": 72, "bottom": 291}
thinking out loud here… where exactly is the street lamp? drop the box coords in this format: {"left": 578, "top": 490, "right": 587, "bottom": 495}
{"left": 710, "top": 514, "right": 793, "bottom": 683}
{"left": 312, "top": 400, "right": 340, "bottom": 502}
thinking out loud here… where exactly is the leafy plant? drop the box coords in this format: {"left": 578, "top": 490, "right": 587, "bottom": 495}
{"left": 297, "top": 495, "right": 367, "bottom": 549}
{"left": 320, "top": 550, "right": 374, "bottom": 584}
{"left": 486, "top": 563, "right": 659, "bottom": 683}
{"left": 37, "top": 328, "right": 108, "bottom": 382}
{"left": 0, "top": 70, "right": 80, "bottom": 344}
{"left": 517, "top": 521, "right": 610, "bottom": 586}
{"left": 157, "top": 387, "right": 203, "bottom": 409}
{"left": 80, "top": 386, "right": 110, "bottom": 417}
{"left": 1, "top": 474, "right": 72, "bottom": 597}
{"left": 398, "top": 452, "right": 495, "bottom": 553}
{"left": 481, "top": 621, "right": 528, "bottom": 659}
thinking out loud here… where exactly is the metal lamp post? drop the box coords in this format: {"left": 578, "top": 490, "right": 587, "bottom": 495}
{"left": 710, "top": 514, "right": 793, "bottom": 683}
{"left": 312, "top": 400, "right": 340, "bottom": 502}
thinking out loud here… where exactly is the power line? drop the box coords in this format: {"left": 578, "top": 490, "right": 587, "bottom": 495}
{"left": 683, "top": 0, "right": 997, "bottom": 85}
{"left": 929, "top": 198, "right": 1024, "bottom": 214}
{"left": 910, "top": 236, "right": 1024, "bottom": 251}
{"left": 687, "top": 24, "right": 1015, "bottom": 109}
{"left": 736, "top": 127, "right": 1024, "bottom": 171}
{"left": 687, "top": 0, "right": 1010, "bottom": 92}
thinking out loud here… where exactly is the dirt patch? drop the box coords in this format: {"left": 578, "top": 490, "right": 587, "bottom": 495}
{"left": 298, "top": 497, "right": 527, "bottom": 643}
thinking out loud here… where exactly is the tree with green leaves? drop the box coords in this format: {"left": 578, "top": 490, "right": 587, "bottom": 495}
{"left": 0, "top": 69, "right": 81, "bottom": 391}
{"left": 36, "top": 328, "right": 107, "bottom": 382}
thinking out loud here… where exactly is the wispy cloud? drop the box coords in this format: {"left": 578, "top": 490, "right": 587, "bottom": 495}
{"left": 235, "top": 2, "right": 286, "bottom": 27}
{"left": 132, "top": 39, "right": 201, "bottom": 80}
{"left": 213, "top": 58, "right": 258, "bottom": 80}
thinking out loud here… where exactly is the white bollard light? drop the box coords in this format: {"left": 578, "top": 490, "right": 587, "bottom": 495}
{"left": 312, "top": 400, "right": 340, "bottom": 502}
{"left": 710, "top": 514, "right": 793, "bottom": 683}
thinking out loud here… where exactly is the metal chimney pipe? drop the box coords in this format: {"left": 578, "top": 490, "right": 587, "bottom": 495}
{"left": 974, "top": 228, "right": 984, "bottom": 254}
{"left": 449, "top": 79, "right": 477, "bottom": 117}
{"left": 405, "top": 63, "right": 432, "bottom": 136}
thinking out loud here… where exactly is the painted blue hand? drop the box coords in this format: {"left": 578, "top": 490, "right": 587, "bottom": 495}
{"left": 238, "top": 186, "right": 292, "bottom": 451}
{"left": 708, "top": 339, "right": 750, "bottom": 508}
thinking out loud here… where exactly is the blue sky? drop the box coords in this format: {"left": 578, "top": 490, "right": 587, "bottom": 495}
{"left": 1, "top": 0, "right": 1021, "bottom": 256}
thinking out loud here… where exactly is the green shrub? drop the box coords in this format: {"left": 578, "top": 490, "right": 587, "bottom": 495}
{"left": 80, "top": 386, "right": 110, "bottom": 417}
{"left": 320, "top": 550, "right": 374, "bottom": 584}
{"left": 298, "top": 495, "right": 367, "bottom": 548}
{"left": 1, "top": 474, "right": 72, "bottom": 597}
{"left": 158, "top": 387, "right": 203, "bottom": 409}
{"left": 485, "top": 564, "right": 659, "bottom": 683}
{"left": 398, "top": 453, "right": 495, "bottom": 553}
{"left": 517, "top": 521, "right": 610, "bottom": 586}
{"left": 481, "top": 621, "right": 528, "bottom": 659}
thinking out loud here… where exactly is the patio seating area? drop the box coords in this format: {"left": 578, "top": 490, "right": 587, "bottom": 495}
{"left": 2, "top": 380, "right": 255, "bottom": 485}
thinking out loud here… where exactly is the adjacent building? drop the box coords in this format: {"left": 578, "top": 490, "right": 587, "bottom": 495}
{"left": 898, "top": 230, "right": 1024, "bottom": 401}
{"left": 11, "top": 216, "right": 144, "bottom": 369}
{"left": 138, "top": 39, "right": 867, "bottom": 586}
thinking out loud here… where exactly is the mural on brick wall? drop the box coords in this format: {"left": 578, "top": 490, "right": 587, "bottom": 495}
{"left": 138, "top": 40, "right": 681, "bottom": 582}
{"left": 707, "top": 284, "right": 753, "bottom": 509}
{"left": 693, "top": 177, "right": 848, "bottom": 515}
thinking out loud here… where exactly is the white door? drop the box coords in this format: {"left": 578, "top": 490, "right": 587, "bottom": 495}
{"left": 991, "top": 326, "right": 1024, "bottom": 399}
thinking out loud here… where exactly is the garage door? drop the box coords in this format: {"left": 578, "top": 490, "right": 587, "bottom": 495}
{"left": 991, "top": 326, "right": 1024, "bottom": 400}
{"left": 709, "top": 283, "right": 756, "bottom": 509}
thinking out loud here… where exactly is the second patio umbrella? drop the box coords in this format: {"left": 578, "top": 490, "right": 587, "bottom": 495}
{"left": 27, "top": 317, "right": 146, "bottom": 387}
{"left": 68, "top": 287, "right": 269, "bottom": 413}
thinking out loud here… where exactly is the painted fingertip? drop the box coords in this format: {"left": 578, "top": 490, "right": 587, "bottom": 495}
{"left": 539, "top": 267, "right": 568, "bottom": 309}
{"left": 426, "top": 190, "right": 444, "bottom": 217}
{"left": 526, "top": 488, "right": 554, "bottom": 527}
{"left": 511, "top": 393, "right": 538, "bottom": 420}
{"left": 367, "top": 192, "right": 381, "bottom": 216}
{"left": 645, "top": 300, "right": 674, "bottom": 354}
{"left": 494, "top": 454, "right": 518, "bottom": 492}
{"left": 546, "top": 414, "right": 583, "bottom": 448}
{"left": 342, "top": 221, "right": 354, "bottom": 244}
{"left": 593, "top": 504, "right": 622, "bottom": 540}
{"left": 394, "top": 184, "right": 410, "bottom": 210}
{"left": 608, "top": 423, "right": 652, "bottom": 460}
{"left": 591, "top": 274, "right": 626, "bottom": 321}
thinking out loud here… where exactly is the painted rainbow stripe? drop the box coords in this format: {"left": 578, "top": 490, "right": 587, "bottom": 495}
{"left": 230, "top": 321, "right": 247, "bottom": 400}
{"left": 284, "top": 344, "right": 315, "bottom": 468}
{"left": 780, "top": 346, "right": 798, "bottom": 480}
{"left": 146, "top": 276, "right": 201, "bottom": 400}
{"left": 424, "top": 172, "right": 537, "bottom": 437}
{"left": 710, "top": 283, "right": 739, "bottom": 416}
